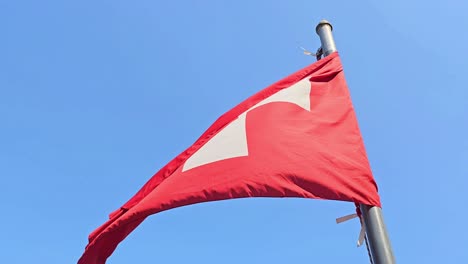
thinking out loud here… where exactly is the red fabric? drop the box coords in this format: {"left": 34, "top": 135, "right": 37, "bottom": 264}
{"left": 78, "top": 52, "right": 380, "bottom": 264}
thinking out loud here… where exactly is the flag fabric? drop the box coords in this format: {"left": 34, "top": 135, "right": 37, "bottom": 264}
{"left": 78, "top": 52, "right": 380, "bottom": 264}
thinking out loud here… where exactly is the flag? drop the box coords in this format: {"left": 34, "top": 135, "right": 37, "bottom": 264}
{"left": 78, "top": 52, "right": 380, "bottom": 264}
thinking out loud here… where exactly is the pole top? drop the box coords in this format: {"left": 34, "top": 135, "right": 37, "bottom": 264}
{"left": 315, "top": 20, "right": 333, "bottom": 33}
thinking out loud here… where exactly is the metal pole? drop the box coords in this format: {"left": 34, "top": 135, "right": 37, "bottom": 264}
{"left": 315, "top": 20, "right": 396, "bottom": 264}
{"left": 360, "top": 205, "right": 395, "bottom": 263}
{"left": 315, "top": 20, "right": 337, "bottom": 56}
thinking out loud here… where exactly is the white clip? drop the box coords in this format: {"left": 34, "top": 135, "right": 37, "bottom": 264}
{"left": 300, "top": 46, "right": 314, "bottom": 56}
{"left": 336, "top": 213, "right": 366, "bottom": 247}
{"left": 357, "top": 218, "right": 366, "bottom": 247}
{"left": 336, "top": 213, "right": 358, "bottom": 223}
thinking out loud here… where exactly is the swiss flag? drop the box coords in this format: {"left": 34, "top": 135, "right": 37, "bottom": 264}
{"left": 78, "top": 52, "right": 380, "bottom": 264}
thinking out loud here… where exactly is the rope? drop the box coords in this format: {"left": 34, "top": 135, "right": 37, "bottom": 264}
{"left": 299, "top": 46, "right": 323, "bottom": 61}
{"left": 355, "top": 203, "right": 374, "bottom": 264}
{"left": 337, "top": 205, "right": 375, "bottom": 264}
{"left": 364, "top": 234, "right": 374, "bottom": 264}
{"left": 315, "top": 47, "right": 323, "bottom": 61}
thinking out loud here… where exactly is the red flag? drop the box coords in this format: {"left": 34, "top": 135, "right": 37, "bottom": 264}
{"left": 78, "top": 52, "right": 380, "bottom": 264}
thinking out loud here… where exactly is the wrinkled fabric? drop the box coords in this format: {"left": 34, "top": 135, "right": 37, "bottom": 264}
{"left": 78, "top": 52, "right": 380, "bottom": 264}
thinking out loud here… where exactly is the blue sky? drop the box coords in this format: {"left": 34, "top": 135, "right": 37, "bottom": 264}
{"left": 1, "top": 1, "right": 467, "bottom": 263}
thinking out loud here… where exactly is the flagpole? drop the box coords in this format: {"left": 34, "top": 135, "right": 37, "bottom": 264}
{"left": 315, "top": 20, "right": 395, "bottom": 264}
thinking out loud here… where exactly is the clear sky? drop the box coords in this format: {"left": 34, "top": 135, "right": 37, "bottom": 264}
{"left": 1, "top": 1, "right": 467, "bottom": 263}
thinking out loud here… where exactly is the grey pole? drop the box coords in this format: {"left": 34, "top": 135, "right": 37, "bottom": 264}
{"left": 315, "top": 20, "right": 337, "bottom": 56}
{"left": 315, "top": 20, "right": 396, "bottom": 264}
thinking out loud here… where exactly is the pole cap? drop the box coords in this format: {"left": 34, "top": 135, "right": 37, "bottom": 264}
{"left": 315, "top": 19, "right": 333, "bottom": 33}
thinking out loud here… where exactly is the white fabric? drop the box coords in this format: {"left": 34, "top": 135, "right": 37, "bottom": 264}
{"left": 182, "top": 77, "right": 312, "bottom": 172}
{"left": 183, "top": 114, "right": 248, "bottom": 172}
